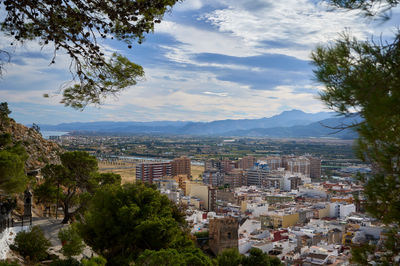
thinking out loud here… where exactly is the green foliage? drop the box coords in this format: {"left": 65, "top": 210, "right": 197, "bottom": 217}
{"left": 313, "top": 2, "right": 400, "bottom": 263}
{"left": 0, "top": 1, "right": 180, "bottom": 108}
{"left": 0, "top": 102, "right": 11, "bottom": 127}
{"left": 193, "top": 231, "right": 209, "bottom": 239}
{"left": 0, "top": 146, "right": 28, "bottom": 194}
{"left": 81, "top": 256, "right": 107, "bottom": 266}
{"left": 91, "top": 172, "right": 121, "bottom": 187}
{"left": 312, "top": 32, "right": 400, "bottom": 224}
{"left": 11, "top": 226, "right": 50, "bottom": 262}
{"left": 35, "top": 151, "right": 98, "bottom": 223}
{"left": 327, "top": 0, "right": 399, "bottom": 17}
{"left": 31, "top": 123, "right": 40, "bottom": 134}
{"left": 0, "top": 133, "right": 12, "bottom": 147}
{"left": 58, "top": 226, "right": 85, "bottom": 258}
{"left": 77, "top": 183, "right": 195, "bottom": 265}
{"left": 61, "top": 53, "right": 144, "bottom": 109}
{"left": 0, "top": 110, "right": 28, "bottom": 194}
{"left": 0, "top": 261, "right": 20, "bottom": 266}
{"left": 350, "top": 229, "right": 400, "bottom": 265}
{"left": 50, "top": 258, "right": 81, "bottom": 266}
{"left": 241, "top": 248, "right": 282, "bottom": 266}
{"left": 136, "top": 248, "right": 213, "bottom": 266}
{"left": 217, "top": 248, "right": 242, "bottom": 266}
{"left": 216, "top": 248, "right": 282, "bottom": 266}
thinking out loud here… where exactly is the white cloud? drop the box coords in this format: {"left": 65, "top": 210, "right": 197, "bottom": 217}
{"left": 97, "top": 66, "right": 325, "bottom": 122}
{"left": 202, "top": 0, "right": 376, "bottom": 60}
{"left": 203, "top": 91, "right": 229, "bottom": 97}
{"left": 173, "top": 0, "right": 203, "bottom": 11}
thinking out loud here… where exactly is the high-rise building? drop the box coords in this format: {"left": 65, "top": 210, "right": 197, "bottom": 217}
{"left": 224, "top": 169, "right": 245, "bottom": 188}
{"left": 263, "top": 156, "right": 282, "bottom": 170}
{"left": 282, "top": 156, "right": 310, "bottom": 177}
{"left": 136, "top": 162, "right": 172, "bottom": 184}
{"left": 245, "top": 167, "right": 270, "bottom": 187}
{"left": 203, "top": 169, "right": 224, "bottom": 187}
{"left": 307, "top": 156, "right": 321, "bottom": 179}
{"left": 171, "top": 156, "right": 191, "bottom": 178}
{"left": 221, "top": 159, "right": 236, "bottom": 173}
{"left": 204, "top": 159, "right": 221, "bottom": 171}
{"left": 238, "top": 156, "right": 256, "bottom": 170}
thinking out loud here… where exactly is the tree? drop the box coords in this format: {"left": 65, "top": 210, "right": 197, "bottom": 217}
{"left": 31, "top": 123, "right": 41, "bottom": 134}
{"left": 241, "top": 248, "right": 282, "bottom": 266}
{"left": 91, "top": 172, "right": 121, "bottom": 187}
{"left": 327, "top": 0, "right": 399, "bottom": 17}
{"left": 81, "top": 256, "right": 107, "bottom": 266}
{"left": 0, "top": 1, "right": 179, "bottom": 109}
{"left": 58, "top": 226, "right": 85, "bottom": 258}
{"left": 35, "top": 151, "right": 98, "bottom": 223}
{"left": 0, "top": 102, "right": 11, "bottom": 129}
{"left": 217, "top": 248, "right": 242, "bottom": 266}
{"left": 313, "top": 0, "right": 400, "bottom": 263}
{"left": 0, "top": 132, "right": 28, "bottom": 194}
{"left": 136, "top": 248, "right": 213, "bottom": 266}
{"left": 0, "top": 149, "right": 28, "bottom": 193}
{"left": 77, "top": 183, "right": 199, "bottom": 265}
{"left": 10, "top": 226, "right": 51, "bottom": 263}
{"left": 0, "top": 102, "right": 11, "bottom": 119}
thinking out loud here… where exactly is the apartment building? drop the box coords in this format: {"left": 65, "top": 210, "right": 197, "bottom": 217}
{"left": 136, "top": 162, "right": 172, "bottom": 184}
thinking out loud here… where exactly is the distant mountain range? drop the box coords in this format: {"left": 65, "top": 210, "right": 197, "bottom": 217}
{"left": 39, "top": 109, "right": 360, "bottom": 139}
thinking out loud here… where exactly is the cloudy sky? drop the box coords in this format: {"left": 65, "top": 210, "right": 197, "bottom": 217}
{"left": 1, "top": 0, "right": 399, "bottom": 125}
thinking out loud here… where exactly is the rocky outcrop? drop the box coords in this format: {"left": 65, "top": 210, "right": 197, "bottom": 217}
{"left": 1, "top": 118, "right": 62, "bottom": 171}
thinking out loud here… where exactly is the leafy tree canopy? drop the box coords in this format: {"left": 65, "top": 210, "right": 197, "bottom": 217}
{"left": 136, "top": 248, "right": 213, "bottom": 266}
{"left": 0, "top": 149, "right": 28, "bottom": 193}
{"left": 327, "top": 0, "right": 399, "bottom": 16}
{"left": 77, "top": 183, "right": 196, "bottom": 265}
{"left": 312, "top": 26, "right": 400, "bottom": 226}
{"left": 81, "top": 256, "right": 107, "bottom": 266}
{"left": 58, "top": 225, "right": 85, "bottom": 258}
{"left": 314, "top": 1, "right": 400, "bottom": 264}
{"left": 0, "top": 0, "right": 180, "bottom": 109}
{"left": 35, "top": 151, "right": 98, "bottom": 223}
{"left": 241, "top": 248, "right": 282, "bottom": 266}
{"left": 0, "top": 102, "right": 11, "bottom": 129}
{"left": 216, "top": 248, "right": 242, "bottom": 266}
{"left": 0, "top": 128, "right": 28, "bottom": 194}
{"left": 91, "top": 172, "right": 121, "bottom": 188}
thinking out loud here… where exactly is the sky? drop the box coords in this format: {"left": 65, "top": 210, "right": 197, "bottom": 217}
{"left": 0, "top": 0, "right": 399, "bottom": 125}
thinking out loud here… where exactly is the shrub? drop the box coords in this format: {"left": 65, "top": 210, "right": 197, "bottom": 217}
{"left": 11, "top": 226, "right": 50, "bottom": 262}
{"left": 58, "top": 226, "right": 85, "bottom": 258}
{"left": 81, "top": 256, "right": 107, "bottom": 266}
{"left": 50, "top": 258, "right": 81, "bottom": 266}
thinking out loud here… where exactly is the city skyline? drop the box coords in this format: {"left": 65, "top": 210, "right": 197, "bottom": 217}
{"left": 1, "top": 0, "right": 399, "bottom": 125}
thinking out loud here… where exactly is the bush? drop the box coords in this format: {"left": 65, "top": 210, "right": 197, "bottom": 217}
{"left": 11, "top": 226, "right": 50, "bottom": 262}
{"left": 58, "top": 226, "right": 85, "bottom": 258}
{"left": 50, "top": 258, "right": 81, "bottom": 266}
{"left": 0, "top": 261, "right": 20, "bottom": 266}
{"left": 81, "top": 256, "right": 107, "bottom": 266}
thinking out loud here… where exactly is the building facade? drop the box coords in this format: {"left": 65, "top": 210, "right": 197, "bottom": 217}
{"left": 136, "top": 162, "right": 172, "bottom": 184}
{"left": 171, "top": 156, "right": 191, "bottom": 177}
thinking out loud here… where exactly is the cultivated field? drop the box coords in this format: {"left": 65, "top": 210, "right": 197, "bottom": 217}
{"left": 98, "top": 160, "right": 136, "bottom": 184}
{"left": 98, "top": 160, "right": 205, "bottom": 183}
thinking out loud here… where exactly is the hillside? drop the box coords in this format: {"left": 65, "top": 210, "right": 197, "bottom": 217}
{"left": 2, "top": 118, "right": 62, "bottom": 171}
{"left": 223, "top": 116, "right": 360, "bottom": 139}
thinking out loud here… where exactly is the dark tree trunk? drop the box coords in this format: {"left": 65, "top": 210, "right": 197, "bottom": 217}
{"left": 62, "top": 204, "right": 70, "bottom": 224}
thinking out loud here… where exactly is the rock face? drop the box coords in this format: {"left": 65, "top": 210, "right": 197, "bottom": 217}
{"left": 1, "top": 119, "right": 62, "bottom": 171}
